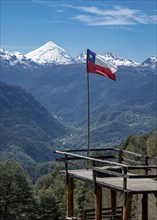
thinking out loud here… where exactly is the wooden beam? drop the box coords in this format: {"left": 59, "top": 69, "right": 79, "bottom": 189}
{"left": 122, "top": 193, "right": 132, "bottom": 220}
{"left": 110, "top": 190, "right": 117, "bottom": 220}
{"left": 67, "top": 176, "right": 74, "bottom": 217}
{"left": 95, "top": 186, "right": 102, "bottom": 220}
{"left": 142, "top": 194, "right": 148, "bottom": 220}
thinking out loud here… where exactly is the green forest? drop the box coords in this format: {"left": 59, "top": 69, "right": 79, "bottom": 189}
{"left": 1, "top": 129, "right": 157, "bottom": 220}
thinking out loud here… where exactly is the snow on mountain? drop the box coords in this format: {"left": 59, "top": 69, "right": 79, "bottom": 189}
{"left": 74, "top": 52, "right": 86, "bottom": 63}
{"left": 1, "top": 42, "right": 156, "bottom": 71}
{"left": 0, "top": 48, "right": 37, "bottom": 68}
{"left": 25, "top": 41, "right": 73, "bottom": 65}
{"left": 100, "top": 53, "right": 139, "bottom": 67}
{"left": 74, "top": 51, "right": 139, "bottom": 67}
{"left": 140, "top": 56, "right": 157, "bottom": 70}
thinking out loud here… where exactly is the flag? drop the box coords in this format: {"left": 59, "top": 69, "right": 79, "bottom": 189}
{"left": 86, "top": 49, "right": 118, "bottom": 81}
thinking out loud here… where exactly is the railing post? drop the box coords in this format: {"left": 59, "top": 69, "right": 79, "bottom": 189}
{"left": 93, "top": 170, "right": 97, "bottom": 193}
{"left": 122, "top": 166, "right": 127, "bottom": 191}
{"left": 122, "top": 193, "right": 132, "bottom": 220}
{"left": 118, "top": 149, "right": 123, "bottom": 163}
{"left": 142, "top": 194, "right": 148, "bottom": 220}
{"left": 67, "top": 176, "right": 74, "bottom": 217}
{"left": 65, "top": 155, "right": 68, "bottom": 184}
{"left": 110, "top": 190, "right": 117, "bottom": 219}
{"left": 95, "top": 186, "right": 102, "bottom": 220}
{"left": 144, "top": 156, "right": 149, "bottom": 175}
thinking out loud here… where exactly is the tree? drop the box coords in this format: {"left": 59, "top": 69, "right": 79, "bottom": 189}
{"left": 0, "top": 161, "right": 35, "bottom": 220}
{"left": 37, "top": 189, "right": 60, "bottom": 220}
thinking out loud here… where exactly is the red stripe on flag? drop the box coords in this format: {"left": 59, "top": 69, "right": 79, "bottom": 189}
{"left": 87, "top": 61, "right": 116, "bottom": 81}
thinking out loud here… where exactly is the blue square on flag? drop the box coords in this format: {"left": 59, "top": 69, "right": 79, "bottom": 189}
{"left": 87, "top": 49, "right": 96, "bottom": 64}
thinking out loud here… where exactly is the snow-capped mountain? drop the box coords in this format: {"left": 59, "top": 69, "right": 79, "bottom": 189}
{"left": 74, "top": 51, "right": 139, "bottom": 66}
{"left": 140, "top": 56, "right": 157, "bottom": 70}
{"left": 100, "top": 53, "right": 139, "bottom": 67}
{"left": 25, "top": 41, "right": 73, "bottom": 65}
{"left": 0, "top": 48, "right": 37, "bottom": 68}
{"left": 74, "top": 52, "right": 86, "bottom": 63}
{"left": 1, "top": 42, "right": 156, "bottom": 71}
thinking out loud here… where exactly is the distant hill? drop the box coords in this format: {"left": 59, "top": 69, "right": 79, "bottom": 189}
{"left": 0, "top": 82, "right": 68, "bottom": 167}
{"left": 1, "top": 44, "right": 156, "bottom": 147}
{"left": 121, "top": 128, "right": 157, "bottom": 162}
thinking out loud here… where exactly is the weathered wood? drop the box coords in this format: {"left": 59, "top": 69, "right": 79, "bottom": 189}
{"left": 81, "top": 207, "right": 123, "bottom": 220}
{"left": 95, "top": 186, "right": 102, "bottom": 220}
{"left": 64, "top": 169, "right": 157, "bottom": 194}
{"left": 67, "top": 176, "right": 74, "bottom": 217}
{"left": 122, "top": 150, "right": 144, "bottom": 158}
{"left": 122, "top": 193, "right": 132, "bottom": 220}
{"left": 142, "top": 194, "right": 148, "bottom": 220}
{"left": 110, "top": 190, "right": 117, "bottom": 219}
{"left": 118, "top": 149, "right": 123, "bottom": 163}
{"left": 55, "top": 150, "right": 128, "bottom": 168}
{"left": 122, "top": 166, "right": 128, "bottom": 190}
{"left": 144, "top": 156, "right": 149, "bottom": 175}
{"left": 55, "top": 149, "right": 157, "bottom": 220}
{"left": 55, "top": 147, "right": 118, "bottom": 153}
{"left": 122, "top": 158, "right": 144, "bottom": 165}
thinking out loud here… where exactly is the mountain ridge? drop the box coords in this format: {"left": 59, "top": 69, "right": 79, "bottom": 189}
{"left": 1, "top": 41, "right": 156, "bottom": 147}
{"left": 1, "top": 41, "right": 156, "bottom": 68}
{"left": 0, "top": 82, "right": 68, "bottom": 166}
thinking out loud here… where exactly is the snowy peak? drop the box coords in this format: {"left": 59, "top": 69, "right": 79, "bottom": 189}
{"left": 74, "top": 51, "right": 139, "bottom": 66}
{"left": 74, "top": 52, "right": 86, "bottom": 63}
{"left": 100, "top": 53, "right": 139, "bottom": 67}
{"left": 141, "top": 56, "right": 157, "bottom": 70}
{"left": 25, "top": 41, "right": 73, "bottom": 65}
{"left": 0, "top": 48, "right": 36, "bottom": 67}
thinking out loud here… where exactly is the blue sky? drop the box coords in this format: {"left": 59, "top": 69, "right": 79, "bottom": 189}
{"left": 1, "top": 0, "right": 156, "bottom": 62}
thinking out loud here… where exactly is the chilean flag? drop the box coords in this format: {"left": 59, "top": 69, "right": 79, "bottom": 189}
{"left": 86, "top": 49, "right": 118, "bottom": 81}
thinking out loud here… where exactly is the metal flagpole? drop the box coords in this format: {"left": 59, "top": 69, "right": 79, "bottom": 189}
{"left": 86, "top": 49, "right": 91, "bottom": 159}
{"left": 86, "top": 70, "right": 90, "bottom": 158}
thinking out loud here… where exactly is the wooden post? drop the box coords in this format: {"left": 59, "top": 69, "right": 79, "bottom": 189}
{"left": 110, "top": 189, "right": 117, "bottom": 218}
{"left": 118, "top": 149, "right": 123, "bottom": 163}
{"left": 142, "top": 194, "right": 148, "bottom": 220}
{"left": 122, "top": 193, "right": 132, "bottom": 220}
{"left": 67, "top": 176, "right": 74, "bottom": 217}
{"left": 95, "top": 186, "right": 102, "bottom": 220}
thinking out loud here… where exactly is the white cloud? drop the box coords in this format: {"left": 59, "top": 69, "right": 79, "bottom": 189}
{"left": 72, "top": 5, "right": 157, "bottom": 26}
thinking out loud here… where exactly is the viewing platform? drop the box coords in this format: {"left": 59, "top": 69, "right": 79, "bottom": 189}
{"left": 55, "top": 148, "right": 157, "bottom": 220}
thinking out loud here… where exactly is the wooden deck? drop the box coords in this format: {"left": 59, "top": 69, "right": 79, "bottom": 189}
{"left": 55, "top": 149, "right": 157, "bottom": 220}
{"left": 64, "top": 169, "right": 157, "bottom": 194}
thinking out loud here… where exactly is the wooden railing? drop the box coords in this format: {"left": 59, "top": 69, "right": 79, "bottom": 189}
{"left": 81, "top": 206, "right": 123, "bottom": 220}
{"left": 54, "top": 148, "right": 157, "bottom": 191}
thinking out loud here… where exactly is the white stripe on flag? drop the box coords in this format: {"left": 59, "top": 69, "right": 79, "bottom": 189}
{"left": 95, "top": 55, "right": 118, "bottom": 73}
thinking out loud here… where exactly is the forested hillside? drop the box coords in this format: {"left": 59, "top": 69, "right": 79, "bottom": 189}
{"left": 0, "top": 82, "right": 68, "bottom": 166}
{"left": 0, "top": 130, "right": 156, "bottom": 220}
{"left": 1, "top": 61, "right": 156, "bottom": 147}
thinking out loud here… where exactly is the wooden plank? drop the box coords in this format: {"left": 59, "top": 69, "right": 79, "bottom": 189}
{"left": 55, "top": 150, "right": 128, "bottom": 168}
{"left": 67, "top": 176, "right": 74, "bottom": 217}
{"left": 122, "top": 150, "right": 144, "bottom": 158}
{"left": 122, "top": 158, "right": 144, "bottom": 165}
{"left": 95, "top": 186, "right": 102, "bottom": 220}
{"left": 65, "top": 169, "right": 157, "bottom": 193}
{"left": 55, "top": 147, "right": 118, "bottom": 153}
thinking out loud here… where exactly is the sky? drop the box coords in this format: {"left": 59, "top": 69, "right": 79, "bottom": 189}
{"left": 1, "top": 0, "right": 157, "bottom": 62}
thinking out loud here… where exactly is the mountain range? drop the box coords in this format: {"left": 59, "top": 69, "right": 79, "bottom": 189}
{"left": 0, "top": 41, "right": 157, "bottom": 149}
{"left": 1, "top": 41, "right": 156, "bottom": 68}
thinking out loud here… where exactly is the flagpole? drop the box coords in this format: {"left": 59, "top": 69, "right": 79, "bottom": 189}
{"left": 86, "top": 71, "right": 90, "bottom": 158}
